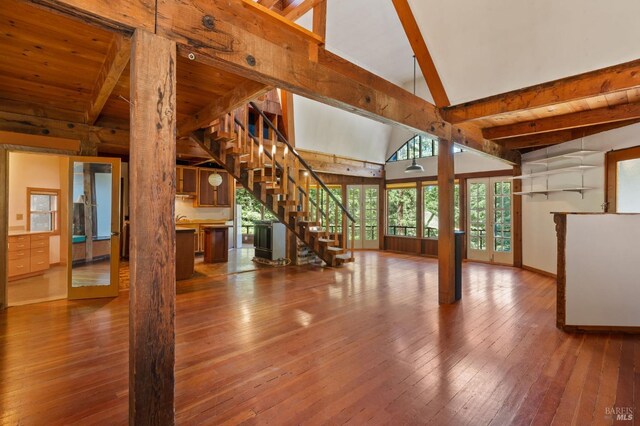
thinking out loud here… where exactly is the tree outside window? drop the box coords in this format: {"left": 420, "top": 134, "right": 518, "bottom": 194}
{"left": 387, "top": 186, "right": 417, "bottom": 236}
{"left": 422, "top": 183, "right": 460, "bottom": 238}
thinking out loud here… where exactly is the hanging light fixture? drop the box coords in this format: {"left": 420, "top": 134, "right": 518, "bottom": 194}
{"left": 405, "top": 55, "right": 424, "bottom": 174}
{"left": 208, "top": 171, "right": 223, "bottom": 187}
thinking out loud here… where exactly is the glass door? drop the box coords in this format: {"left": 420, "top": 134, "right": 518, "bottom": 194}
{"left": 606, "top": 146, "right": 640, "bottom": 212}
{"left": 347, "top": 185, "right": 379, "bottom": 249}
{"left": 68, "top": 157, "right": 121, "bottom": 299}
{"left": 467, "top": 177, "right": 513, "bottom": 264}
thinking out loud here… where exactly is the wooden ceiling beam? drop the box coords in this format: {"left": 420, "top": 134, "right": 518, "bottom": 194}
{"left": 443, "top": 59, "right": 640, "bottom": 124}
{"left": 283, "top": 0, "right": 322, "bottom": 22}
{"left": 498, "top": 119, "right": 640, "bottom": 150}
{"left": 258, "top": 0, "right": 280, "bottom": 9}
{"left": 391, "top": 0, "right": 450, "bottom": 107}
{"left": 177, "top": 80, "right": 271, "bottom": 138}
{"left": 312, "top": 0, "right": 326, "bottom": 40}
{"left": 85, "top": 34, "right": 130, "bottom": 125}
{"left": 484, "top": 102, "right": 640, "bottom": 140}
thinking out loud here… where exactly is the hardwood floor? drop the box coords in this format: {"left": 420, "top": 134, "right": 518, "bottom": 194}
{"left": 0, "top": 251, "right": 638, "bottom": 425}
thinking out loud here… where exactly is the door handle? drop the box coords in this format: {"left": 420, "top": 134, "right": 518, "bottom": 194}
{"left": 111, "top": 231, "right": 120, "bottom": 237}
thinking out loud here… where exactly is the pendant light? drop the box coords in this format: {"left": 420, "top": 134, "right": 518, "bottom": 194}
{"left": 405, "top": 55, "right": 424, "bottom": 173}
{"left": 208, "top": 171, "right": 223, "bottom": 187}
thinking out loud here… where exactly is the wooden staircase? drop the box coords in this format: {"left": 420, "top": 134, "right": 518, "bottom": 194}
{"left": 192, "top": 101, "right": 356, "bottom": 267}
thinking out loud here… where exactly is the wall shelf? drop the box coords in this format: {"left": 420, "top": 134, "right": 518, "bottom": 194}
{"left": 514, "top": 187, "right": 594, "bottom": 197}
{"left": 513, "top": 165, "right": 596, "bottom": 180}
{"left": 526, "top": 149, "right": 601, "bottom": 165}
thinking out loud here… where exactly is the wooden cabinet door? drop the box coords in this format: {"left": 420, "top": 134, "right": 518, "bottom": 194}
{"left": 215, "top": 172, "right": 231, "bottom": 206}
{"left": 182, "top": 167, "right": 197, "bottom": 194}
{"left": 197, "top": 169, "right": 216, "bottom": 206}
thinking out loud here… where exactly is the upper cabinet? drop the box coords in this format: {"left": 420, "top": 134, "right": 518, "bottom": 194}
{"left": 196, "top": 169, "right": 232, "bottom": 207}
{"left": 177, "top": 166, "right": 197, "bottom": 195}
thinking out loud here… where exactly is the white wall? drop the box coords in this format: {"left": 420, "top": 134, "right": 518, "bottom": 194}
{"left": 293, "top": 95, "right": 391, "bottom": 163}
{"left": 8, "top": 152, "right": 67, "bottom": 264}
{"left": 565, "top": 214, "right": 640, "bottom": 327}
{"left": 522, "top": 123, "right": 640, "bottom": 274}
{"left": 386, "top": 150, "right": 511, "bottom": 180}
{"left": 175, "top": 198, "right": 232, "bottom": 221}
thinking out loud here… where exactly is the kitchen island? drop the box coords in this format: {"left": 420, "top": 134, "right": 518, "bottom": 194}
{"left": 176, "top": 227, "right": 196, "bottom": 280}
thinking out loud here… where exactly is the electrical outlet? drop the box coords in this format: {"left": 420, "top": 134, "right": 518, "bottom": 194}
{"left": 16, "top": 213, "right": 23, "bottom": 221}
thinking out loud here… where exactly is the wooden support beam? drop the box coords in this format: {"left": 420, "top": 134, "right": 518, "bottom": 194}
{"left": 129, "top": 29, "right": 177, "bottom": 425}
{"left": 0, "top": 111, "right": 129, "bottom": 150}
{"left": 312, "top": 0, "right": 326, "bottom": 41}
{"left": 258, "top": 0, "right": 280, "bottom": 9}
{"left": 29, "top": 0, "right": 156, "bottom": 32}
{"left": 443, "top": 59, "right": 640, "bottom": 124}
{"left": 85, "top": 35, "right": 131, "bottom": 125}
{"left": 391, "top": 0, "right": 450, "bottom": 107}
{"left": 483, "top": 102, "right": 640, "bottom": 140}
{"left": 177, "top": 80, "right": 271, "bottom": 137}
{"left": 438, "top": 137, "right": 456, "bottom": 304}
{"left": 240, "top": 0, "right": 324, "bottom": 44}
{"left": 296, "top": 149, "right": 385, "bottom": 178}
{"left": 498, "top": 119, "right": 640, "bottom": 150}
{"left": 283, "top": 0, "right": 321, "bottom": 22}
{"left": 0, "top": 148, "right": 7, "bottom": 310}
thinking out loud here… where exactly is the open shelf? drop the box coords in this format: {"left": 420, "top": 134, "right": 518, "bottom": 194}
{"left": 526, "top": 149, "right": 601, "bottom": 165}
{"left": 513, "top": 165, "right": 596, "bottom": 180}
{"left": 514, "top": 187, "right": 594, "bottom": 197}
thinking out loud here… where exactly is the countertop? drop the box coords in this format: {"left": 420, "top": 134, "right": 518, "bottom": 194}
{"left": 202, "top": 224, "right": 233, "bottom": 229}
{"left": 9, "top": 230, "right": 52, "bottom": 237}
{"left": 176, "top": 219, "right": 231, "bottom": 225}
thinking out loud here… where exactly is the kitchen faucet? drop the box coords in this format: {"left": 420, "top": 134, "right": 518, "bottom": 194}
{"left": 176, "top": 214, "right": 187, "bottom": 222}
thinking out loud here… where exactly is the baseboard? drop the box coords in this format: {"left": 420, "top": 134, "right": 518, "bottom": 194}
{"left": 562, "top": 324, "right": 640, "bottom": 334}
{"left": 522, "top": 264, "right": 557, "bottom": 279}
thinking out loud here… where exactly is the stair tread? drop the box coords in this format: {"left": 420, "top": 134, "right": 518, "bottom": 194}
{"left": 335, "top": 254, "right": 354, "bottom": 261}
{"left": 327, "top": 246, "right": 344, "bottom": 252}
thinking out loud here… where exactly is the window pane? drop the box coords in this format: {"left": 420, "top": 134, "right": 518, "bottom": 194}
{"left": 348, "top": 187, "right": 361, "bottom": 241}
{"left": 31, "top": 194, "right": 52, "bottom": 212}
{"left": 365, "top": 188, "right": 378, "bottom": 241}
{"left": 617, "top": 158, "right": 640, "bottom": 213}
{"left": 387, "top": 188, "right": 417, "bottom": 236}
{"left": 30, "top": 212, "right": 52, "bottom": 232}
{"left": 397, "top": 144, "right": 408, "bottom": 161}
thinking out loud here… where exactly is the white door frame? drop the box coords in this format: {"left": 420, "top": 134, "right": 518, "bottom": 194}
{"left": 467, "top": 177, "right": 513, "bottom": 265}
{"left": 347, "top": 185, "right": 379, "bottom": 250}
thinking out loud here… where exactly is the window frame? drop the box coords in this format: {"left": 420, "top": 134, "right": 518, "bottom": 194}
{"left": 385, "top": 182, "right": 418, "bottom": 237}
{"left": 27, "top": 187, "right": 61, "bottom": 235}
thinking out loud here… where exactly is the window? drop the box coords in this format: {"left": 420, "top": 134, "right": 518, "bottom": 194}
{"left": 387, "top": 184, "right": 417, "bottom": 236}
{"left": 422, "top": 183, "right": 460, "bottom": 238}
{"left": 27, "top": 188, "right": 60, "bottom": 234}
{"left": 236, "top": 188, "right": 275, "bottom": 237}
{"left": 387, "top": 135, "right": 463, "bottom": 163}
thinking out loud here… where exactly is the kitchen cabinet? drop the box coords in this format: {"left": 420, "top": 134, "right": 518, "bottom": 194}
{"left": 177, "top": 166, "right": 197, "bottom": 195}
{"left": 196, "top": 169, "right": 233, "bottom": 207}
{"left": 8, "top": 232, "right": 50, "bottom": 280}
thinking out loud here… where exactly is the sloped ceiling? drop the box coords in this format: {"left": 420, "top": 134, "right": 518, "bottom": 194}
{"left": 300, "top": 0, "right": 640, "bottom": 105}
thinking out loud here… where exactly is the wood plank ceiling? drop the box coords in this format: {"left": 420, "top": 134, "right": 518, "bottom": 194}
{"left": 442, "top": 60, "right": 640, "bottom": 151}
{"left": 0, "top": 0, "right": 265, "bottom": 160}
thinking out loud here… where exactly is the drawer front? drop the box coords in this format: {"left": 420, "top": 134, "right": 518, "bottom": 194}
{"left": 30, "top": 247, "right": 49, "bottom": 257}
{"left": 8, "top": 258, "right": 30, "bottom": 277}
{"left": 8, "top": 240, "right": 31, "bottom": 251}
{"left": 30, "top": 254, "right": 50, "bottom": 272}
{"left": 8, "top": 250, "right": 29, "bottom": 260}
{"left": 30, "top": 239, "right": 49, "bottom": 249}
{"left": 31, "top": 234, "right": 50, "bottom": 242}
{"left": 8, "top": 235, "right": 29, "bottom": 244}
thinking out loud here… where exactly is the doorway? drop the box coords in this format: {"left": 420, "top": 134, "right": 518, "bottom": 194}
{"left": 606, "top": 145, "right": 640, "bottom": 213}
{"left": 68, "top": 157, "right": 121, "bottom": 299}
{"left": 467, "top": 177, "right": 513, "bottom": 265}
{"left": 347, "top": 185, "right": 379, "bottom": 249}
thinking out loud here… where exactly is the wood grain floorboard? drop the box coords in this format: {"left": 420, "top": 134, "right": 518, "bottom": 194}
{"left": 0, "top": 251, "right": 638, "bottom": 425}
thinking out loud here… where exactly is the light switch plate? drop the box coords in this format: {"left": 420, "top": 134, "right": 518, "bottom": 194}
{"left": 16, "top": 213, "right": 23, "bottom": 220}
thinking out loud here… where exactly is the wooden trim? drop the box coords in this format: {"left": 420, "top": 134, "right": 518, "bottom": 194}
{"left": 443, "top": 59, "right": 640, "bottom": 124}
{"left": 129, "top": 29, "right": 176, "bottom": 424}
{"left": 416, "top": 181, "right": 423, "bottom": 240}
{"left": 605, "top": 145, "right": 640, "bottom": 213}
{"left": 385, "top": 168, "right": 512, "bottom": 185}
{"left": 26, "top": 187, "right": 61, "bottom": 235}
{"left": 391, "top": 0, "right": 449, "bottom": 107}
{"left": 522, "top": 264, "right": 556, "bottom": 279}
{"left": 483, "top": 102, "right": 640, "bottom": 140}
{"left": 512, "top": 166, "right": 523, "bottom": 268}
{"left": 554, "top": 213, "right": 567, "bottom": 330}
{"left": 458, "top": 177, "right": 467, "bottom": 260}
{"left": 0, "top": 148, "right": 7, "bottom": 310}
{"left": 562, "top": 325, "right": 640, "bottom": 334}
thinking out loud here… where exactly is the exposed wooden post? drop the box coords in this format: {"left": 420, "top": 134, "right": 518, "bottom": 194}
{"left": 438, "top": 138, "right": 456, "bottom": 304}
{"left": 82, "top": 163, "right": 94, "bottom": 262}
{"left": 512, "top": 165, "right": 523, "bottom": 268}
{"left": 0, "top": 148, "right": 8, "bottom": 310}
{"left": 416, "top": 181, "right": 423, "bottom": 242}
{"left": 312, "top": 0, "right": 327, "bottom": 41}
{"left": 129, "top": 29, "right": 177, "bottom": 425}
